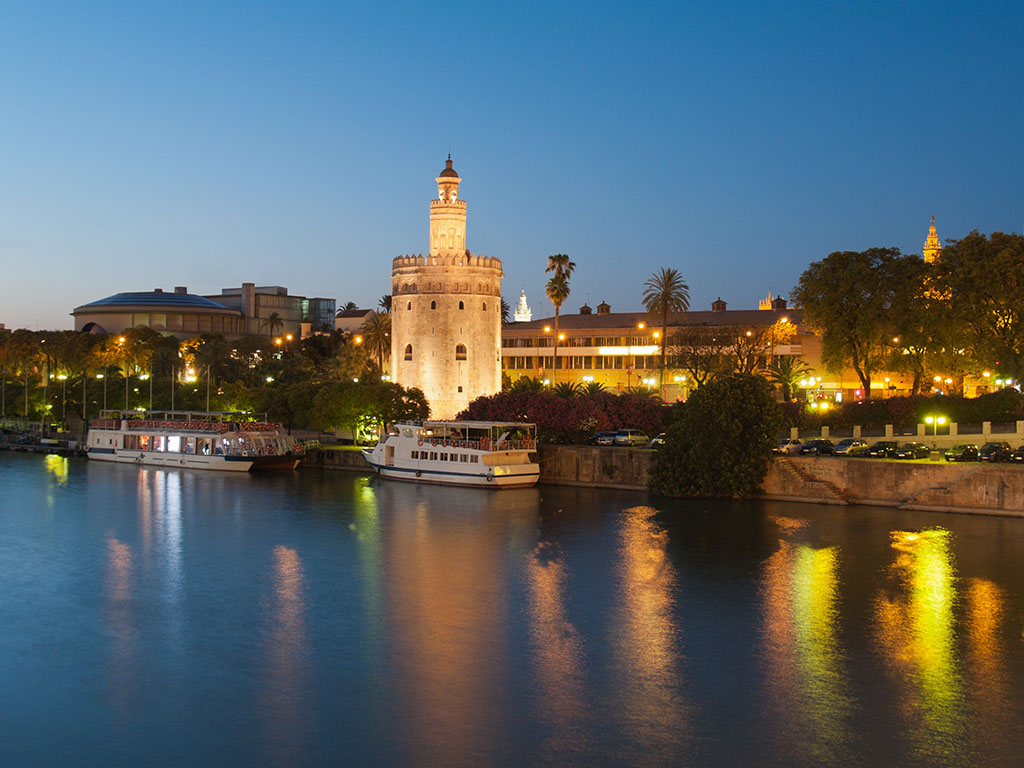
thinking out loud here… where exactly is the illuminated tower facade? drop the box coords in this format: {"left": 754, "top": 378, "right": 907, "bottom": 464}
{"left": 391, "top": 157, "right": 503, "bottom": 419}
{"left": 923, "top": 215, "right": 942, "bottom": 264}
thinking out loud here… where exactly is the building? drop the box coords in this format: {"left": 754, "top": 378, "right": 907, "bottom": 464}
{"left": 391, "top": 157, "right": 503, "bottom": 418}
{"left": 72, "top": 287, "right": 243, "bottom": 337}
{"left": 335, "top": 308, "right": 375, "bottom": 333}
{"left": 203, "top": 283, "right": 336, "bottom": 338}
{"left": 923, "top": 215, "right": 942, "bottom": 263}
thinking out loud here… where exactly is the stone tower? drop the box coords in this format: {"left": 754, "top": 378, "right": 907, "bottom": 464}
{"left": 923, "top": 215, "right": 941, "bottom": 263}
{"left": 391, "top": 157, "right": 503, "bottom": 419}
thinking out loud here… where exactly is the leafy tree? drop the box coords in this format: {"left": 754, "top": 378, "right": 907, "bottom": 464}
{"left": 642, "top": 267, "right": 690, "bottom": 389}
{"left": 668, "top": 325, "right": 730, "bottom": 387}
{"left": 765, "top": 355, "right": 811, "bottom": 402}
{"left": 936, "top": 231, "right": 1024, "bottom": 381}
{"left": 650, "top": 374, "right": 782, "bottom": 498}
{"left": 792, "top": 247, "right": 915, "bottom": 398}
{"left": 545, "top": 254, "right": 576, "bottom": 384}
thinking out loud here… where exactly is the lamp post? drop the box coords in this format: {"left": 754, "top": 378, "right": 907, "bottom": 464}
{"left": 57, "top": 374, "right": 67, "bottom": 424}
{"left": 925, "top": 415, "right": 946, "bottom": 450}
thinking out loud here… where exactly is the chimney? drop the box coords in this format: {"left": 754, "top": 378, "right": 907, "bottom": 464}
{"left": 711, "top": 297, "right": 727, "bottom": 312}
{"left": 174, "top": 286, "right": 188, "bottom": 294}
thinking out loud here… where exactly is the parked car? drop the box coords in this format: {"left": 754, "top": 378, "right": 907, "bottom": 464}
{"left": 614, "top": 429, "right": 649, "bottom": 447}
{"left": 1011, "top": 446, "right": 1024, "bottom": 463}
{"left": 834, "top": 438, "right": 869, "bottom": 456}
{"left": 945, "top": 444, "right": 979, "bottom": 462}
{"left": 650, "top": 433, "right": 666, "bottom": 448}
{"left": 979, "top": 441, "right": 1013, "bottom": 462}
{"left": 589, "top": 431, "right": 617, "bottom": 446}
{"left": 867, "top": 440, "right": 899, "bottom": 458}
{"left": 799, "top": 439, "right": 834, "bottom": 455}
{"left": 894, "top": 442, "right": 930, "bottom": 459}
{"left": 773, "top": 438, "right": 803, "bottom": 455}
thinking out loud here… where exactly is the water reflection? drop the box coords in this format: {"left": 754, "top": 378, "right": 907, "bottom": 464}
{"left": 874, "top": 528, "right": 966, "bottom": 762}
{"left": 966, "top": 578, "right": 1011, "bottom": 762}
{"left": 760, "top": 516, "right": 853, "bottom": 763}
{"left": 104, "top": 536, "right": 137, "bottom": 715}
{"left": 43, "top": 453, "right": 68, "bottom": 483}
{"left": 612, "top": 507, "right": 689, "bottom": 758}
{"left": 263, "top": 545, "right": 309, "bottom": 760}
{"left": 526, "top": 543, "right": 591, "bottom": 761}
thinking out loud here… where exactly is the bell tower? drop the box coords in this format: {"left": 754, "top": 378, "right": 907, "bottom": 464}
{"left": 923, "top": 215, "right": 941, "bottom": 264}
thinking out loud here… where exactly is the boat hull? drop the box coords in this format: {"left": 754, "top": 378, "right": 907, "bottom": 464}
{"left": 364, "top": 456, "right": 539, "bottom": 489}
{"left": 87, "top": 448, "right": 300, "bottom": 472}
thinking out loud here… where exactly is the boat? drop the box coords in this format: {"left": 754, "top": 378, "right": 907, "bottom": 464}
{"left": 362, "top": 420, "right": 540, "bottom": 488}
{"left": 85, "top": 410, "right": 303, "bottom": 472}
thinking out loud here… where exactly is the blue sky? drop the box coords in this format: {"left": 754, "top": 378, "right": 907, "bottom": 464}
{"left": 2, "top": 0, "right": 1021, "bottom": 329}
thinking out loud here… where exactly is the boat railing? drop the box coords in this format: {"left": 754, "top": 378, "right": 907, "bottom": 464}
{"left": 415, "top": 436, "right": 536, "bottom": 451}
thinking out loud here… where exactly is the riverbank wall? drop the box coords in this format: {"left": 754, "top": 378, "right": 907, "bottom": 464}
{"left": 302, "top": 445, "right": 1024, "bottom": 515}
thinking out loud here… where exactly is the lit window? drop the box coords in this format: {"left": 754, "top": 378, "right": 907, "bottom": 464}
{"left": 404, "top": 344, "right": 413, "bottom": 361}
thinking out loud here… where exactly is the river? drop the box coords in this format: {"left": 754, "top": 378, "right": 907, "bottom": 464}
{"left": 2, "top": 452, "right": 1024, "bottom": 766}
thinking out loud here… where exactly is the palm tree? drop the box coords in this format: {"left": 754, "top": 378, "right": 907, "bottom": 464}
{"left": 378, "top": 295, "right": 392, "bottom": 313}
{"left": 545, "top": 254, "right": 576, "bottom": 384}
{"left": 583, "top": 381, "right": 607, "bottom": 396}
{"left": 642, "top": 267, "right": 690, "bottom": 393}
{"left": 338, "top": 301, "right": 358, "bottom": 313}
{"left": 261, "top": 312, "right": 284, "bottom": 337}
{"left": 361, "top": 311, "right": 392, "bottom": 374}
{"left": 552, "top": 381, "right": 582, "bottom": 398}
{"left": 766, "top": 356, "right": 812, "bottom": 402}
{"left": 501, "top": 297, "right": 511, "bottom": 325}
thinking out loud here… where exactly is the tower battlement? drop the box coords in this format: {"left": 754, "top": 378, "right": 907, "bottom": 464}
{"left": 392, "top": 253, "right": 502, "bottom": 270}
{"left": 429, "top": 198, "right": 467, "bottom": 209}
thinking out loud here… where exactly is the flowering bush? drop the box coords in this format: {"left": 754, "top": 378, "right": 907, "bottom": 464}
{"left": 458, "top": 391, "right": 667, "bottom": 443}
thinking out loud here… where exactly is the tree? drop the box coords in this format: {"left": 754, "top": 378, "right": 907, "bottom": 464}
{"left": 338, "top": 301, "right": 358, "bottom": 314}
{"left": 650, "top": 374, "right": 782, "bottom": 498}
{"left": 668, "top": 325, "right": 730, "bottom": 388}
{"left": 361, "top": 311, "right": 392, "bottom": 375}
{"left": 936, "top": 231, "right": 1024, "bottom": 382}
{"left": 501, "top": 297, "right": 511, "bottom": 325}
{"left": 766, "top": 355, "right": 811, "bottom": 402}
{"left": 792, "top": 248, "right": 914, "bottom": 398}
{"left": 545, "top": 254, "right": 576, "bottom": 384}
{"left": 552, "top": 381, "right": 583, "bottom": 398}
{"left": 378, "top": 295, "right": 392, "bottom": 313}
{"left": 261, "top": 312, "right": 284, "bottom": 337}
{"left": 642, "top": 267, "right": 690, "bottom": 391}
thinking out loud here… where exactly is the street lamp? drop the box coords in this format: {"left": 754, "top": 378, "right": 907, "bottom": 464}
{"left": 925, "top": 415, "right": 946, "bottom": 449}
{"left": 57, "top": 374, "right": 67, "bottom": 424}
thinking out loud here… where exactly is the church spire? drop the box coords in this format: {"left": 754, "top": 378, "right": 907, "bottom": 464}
{"left": 923, "top": 214, "right": 941, "bottom": 264}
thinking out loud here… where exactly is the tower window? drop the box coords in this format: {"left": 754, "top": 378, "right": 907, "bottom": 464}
{"left": 407, "top": 301, "right": 411, "bottom": 310}
{"left": 459, "top": 301, "right": 464, "bottom": 310}
{"left": 404, "top": 344, "right": 413, "bottom": 361}
{"left": 482, "top": 302, "right": 487, "bottom": 312}
{"left": 431, "top": 301, "right": 436, "bottom": 310}
{"left": 455, "top": 344, "right": 467, "bottom": 361}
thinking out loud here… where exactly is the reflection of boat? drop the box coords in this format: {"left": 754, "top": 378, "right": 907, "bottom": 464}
{"left": 86, "top": 410, "right": 303, "bottom": 472}
{"left": 362, "top": 420, "right": 540, "bottom": 488}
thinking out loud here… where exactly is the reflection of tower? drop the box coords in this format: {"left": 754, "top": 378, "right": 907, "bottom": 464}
{"left": 514, "top": 289, "right": 532, "bottom": 322}
{"left": 923, "top": 215, "right": 942, "bottom": 264}
{"left": 391, "top": 157, "right": 503, "bottom": 419}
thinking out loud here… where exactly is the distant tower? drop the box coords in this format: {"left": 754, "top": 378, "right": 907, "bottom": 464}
{"left": 923, "top": 215, "right": 942, "bottom": 263}
{"left": 391, "top": 157, "right": 503, "bottom": 419}
{"left": 514, "top": 289, "right": 532, "bottom": 322}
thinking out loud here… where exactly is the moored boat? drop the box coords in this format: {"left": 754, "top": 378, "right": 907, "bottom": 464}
{"left": 362, "top": 420, "right": 540, "bottom": 488}
{"left": 86, "top": 410, "right": 303, "bottom": 472}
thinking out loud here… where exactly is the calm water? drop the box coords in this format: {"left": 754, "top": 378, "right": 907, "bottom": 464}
{"left": 3, "top": 454, "right": 1024, "bottom": 766}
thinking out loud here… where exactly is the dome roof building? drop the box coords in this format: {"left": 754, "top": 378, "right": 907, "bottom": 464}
{"left": 72, "top": 287, "right": 242, "bottom": 336}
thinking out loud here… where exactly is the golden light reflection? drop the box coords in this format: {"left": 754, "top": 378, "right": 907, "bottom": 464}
{"left": 613, "top": 507, "right": 688, "bottom": 757}
{"left": 264, "top": 545, "right": 309, "bottom": 762}
{"left": 761, "top": 537, "right": 853, "bottom": 763}
{"left": 874, "top": 528, "right": 965, "bottom": 760}
{"left": 966, "top": 578, "right": 1011, "bottom": 761}
{"left": 104, "top": 536, "right": 137, "bottom": 714}
{"left": 43, "top": 453, "right": 68, "bottom": 483}
{"left": 526, "top": 544, "right": 590, "bottom": 760}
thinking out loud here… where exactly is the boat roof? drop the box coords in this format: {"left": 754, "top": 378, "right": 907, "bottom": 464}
{"left": 413, "top": 420, "right": 536, "bottom": 429}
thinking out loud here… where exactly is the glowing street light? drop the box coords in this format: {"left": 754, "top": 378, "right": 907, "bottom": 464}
{"left": 925, "top": 415, "right": 947, "bottom": 449}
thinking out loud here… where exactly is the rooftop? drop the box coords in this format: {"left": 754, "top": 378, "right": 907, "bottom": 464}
{"left": 74, "top": 291, "right": 239, "bottom": 313}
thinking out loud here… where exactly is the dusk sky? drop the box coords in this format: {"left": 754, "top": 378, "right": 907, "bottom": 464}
{"left": 2, "top": 1, "right": 1021, "bottom": 330}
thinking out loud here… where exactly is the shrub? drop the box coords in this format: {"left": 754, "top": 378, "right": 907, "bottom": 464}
{"left": 650, "top": 374, "right": 782, "bottom": 499}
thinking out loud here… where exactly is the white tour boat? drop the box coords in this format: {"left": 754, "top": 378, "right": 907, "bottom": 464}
{"left": 362, "top": 420, "right": 540, "bottom": 488}
{"left": 86, "top": 410, "right": 304, "bottom": 472}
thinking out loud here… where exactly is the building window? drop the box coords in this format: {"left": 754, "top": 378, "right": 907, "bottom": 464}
{"left": 404, "top": 344, "right": 413, "bottom": 361}
{"left": 459, "top": 301, "right": 464, "bottom": 310}
{"left": 431, "top": 301, "right": 436, "bottom": 310}
{"left": 455, "top": 344, "right": 467, "bottom": 361}
{"left": 407, "top": 301, "right": 411, "bottom": 310}
{"left": 482, "top": 302, "right": 487, "bottom": 311}
{"left": 458, "top": 385, "right": 463, "bottom": 392}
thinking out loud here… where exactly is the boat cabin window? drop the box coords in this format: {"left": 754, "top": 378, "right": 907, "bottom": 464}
{"left": 460, "top": 454, "right": 468, "bottom": 462}
{"left": 402, "top": 428, "right": 414, "bottom": 437}
{"left": 470, "top": 455, "right": 479, "bottom": 463}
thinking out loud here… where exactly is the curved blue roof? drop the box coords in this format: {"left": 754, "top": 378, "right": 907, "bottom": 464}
{"left": 76, "top": 292, "right": 239, "bottom": 312}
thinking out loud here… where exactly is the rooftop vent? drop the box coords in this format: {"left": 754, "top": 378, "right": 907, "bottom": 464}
{"left": 175, "top": 286, "right": 188, "bottom": 294}
{"left": 597, "top": 301, "right": 611, "bottom": 315}
{"left": 579, "top": 303, "right": 592, "bottom": 315}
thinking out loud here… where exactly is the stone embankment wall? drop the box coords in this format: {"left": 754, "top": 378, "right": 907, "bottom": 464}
{"left": 302, "top": 445, "right": 1024, "bottom": 515}
{"left": 764, "top": 456, "right": 1024, "bottom": 515}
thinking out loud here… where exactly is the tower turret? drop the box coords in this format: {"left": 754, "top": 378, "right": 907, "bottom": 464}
{"left": 430, "top": 155, "right": 467, "bottom": 254}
